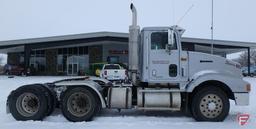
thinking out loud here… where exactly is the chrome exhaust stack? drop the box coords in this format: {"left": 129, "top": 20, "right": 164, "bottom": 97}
{"left": 129, "top": 3, "right": 140, "bottom": 85}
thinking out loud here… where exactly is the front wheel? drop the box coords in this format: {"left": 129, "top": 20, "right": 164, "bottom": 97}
{"left": 191, "top": 86, "right": 230, "bottom": 121}
{"left": 61, "top": 87, "right": 97, "bottom": 122}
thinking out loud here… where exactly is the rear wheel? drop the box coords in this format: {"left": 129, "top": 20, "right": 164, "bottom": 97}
{"left": 61, "top": 87, "right": 97, "bottom": 122}
{"left": 38, "top": 85, "right": 57, "bottom": 116}
{"left": 191, "top": 86, "right": 230, "bottom": 121}
{"left": 8, "top": 85, "right": 48, "bottom": 121}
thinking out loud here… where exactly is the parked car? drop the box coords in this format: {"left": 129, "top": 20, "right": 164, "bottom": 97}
{"left": 4, "top": 64, "right": 26, "bottom": 75}
{"left": 100, "top": 64, "right": 128, "bottom": 81}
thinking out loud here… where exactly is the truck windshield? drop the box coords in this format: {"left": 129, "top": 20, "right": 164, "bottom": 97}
{"left": 104, "top": 65, "right": 120, "bottom": 69}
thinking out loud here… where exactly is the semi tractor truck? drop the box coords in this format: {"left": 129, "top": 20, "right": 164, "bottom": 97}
{"left": 6, "top": 4, "right": 250, "bottom": 122}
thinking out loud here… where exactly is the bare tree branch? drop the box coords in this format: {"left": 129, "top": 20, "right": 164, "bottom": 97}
{"left": 236, "top": 50, "right": 256, "bottom": 67}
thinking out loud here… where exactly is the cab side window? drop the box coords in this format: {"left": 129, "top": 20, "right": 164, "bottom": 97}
{"left": 151, "top": 32, "right": 177, "bottom": 50}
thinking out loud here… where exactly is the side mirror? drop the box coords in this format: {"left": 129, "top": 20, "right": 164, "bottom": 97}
{"left": 166, "top": 29, "right": 175, "bottom": 53}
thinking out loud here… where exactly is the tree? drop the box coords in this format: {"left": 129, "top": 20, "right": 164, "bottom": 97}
{"left": 250, "top": 50, "right": 256, "bottom": 65}
{"left": 236, "top": 50, "right": 256, "bottom": 67}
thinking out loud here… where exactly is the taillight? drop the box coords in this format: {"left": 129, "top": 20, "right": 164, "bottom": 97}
{"left": 104, "top": 71, "right": 107, "bottom": 75}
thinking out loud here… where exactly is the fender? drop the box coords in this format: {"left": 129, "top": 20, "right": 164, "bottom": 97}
{"left": 186, "top": 70, "right": 248, "bottom": 93}
{"left": 54, "top": 80, "right": 106, "bottom": 108}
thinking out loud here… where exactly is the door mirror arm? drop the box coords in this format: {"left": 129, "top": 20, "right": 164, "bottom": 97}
{"left": 166, "top": 29, "right": 175, "bottom": 54}
{"left": 165, "top": 44, "right": 172, "bottom": 54}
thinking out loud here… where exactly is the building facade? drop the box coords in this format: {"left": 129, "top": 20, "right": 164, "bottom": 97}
{"left": 7, "top": 44, "right": 128, "bottom": 75}
{"left": 1, "top": 32, "right": 255, "bottom": 75}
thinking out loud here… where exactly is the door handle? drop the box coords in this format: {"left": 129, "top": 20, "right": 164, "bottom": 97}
{"left": 181, "top": 68, "right": 184, "bottom": 77}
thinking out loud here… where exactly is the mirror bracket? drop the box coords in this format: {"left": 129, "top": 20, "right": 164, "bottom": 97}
{"left": 166, "top": 29, "right": 174, "bottom": 54}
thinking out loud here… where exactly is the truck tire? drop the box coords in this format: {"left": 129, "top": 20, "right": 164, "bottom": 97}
{"left": 191, "top": 86, "right": 230, "bottom": 121}
{"left": 8, "top": 85, "right": 49, "bottom": 121}
{"left": 38, "top": 85, "right": 57, "bottom": 116}
{"left": 61, "top": 87, "right": 97, "bottom": 122}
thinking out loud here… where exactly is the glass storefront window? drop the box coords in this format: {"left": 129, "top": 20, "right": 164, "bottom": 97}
{"left": 63, "top": 48, "right": 67, "bottom": 55}
{"left": 68, "top": 48, "right": 73, "bottom": 55}
{"left": 29, "top": 50, "right": 46, "bottom": 74}
{"left": 57, "top": 55, "right": 63, "bottom": 72}
{"left": 79, "top": 47, "right": 84, "bottom": 55}
{"left": 57, "top": 46, "right": 89, "bottom": 75}
{"left": 74, "top": 48, "right": 78, "bottom": 55}
{"left": 107, "top": 56, "right": 119, "bottom": 63}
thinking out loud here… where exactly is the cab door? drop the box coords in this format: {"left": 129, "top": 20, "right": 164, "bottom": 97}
{"left": 148, "top": 31, "right": 180, "bottom": 81}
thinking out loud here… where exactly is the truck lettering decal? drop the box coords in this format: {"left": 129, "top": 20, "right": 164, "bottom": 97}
{"left": 152, "top": 60, "right": 170, "bottom": 64}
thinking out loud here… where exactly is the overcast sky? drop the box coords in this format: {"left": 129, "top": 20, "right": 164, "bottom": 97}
{"left": 0, "top": 0, "right": 256, "bottom": 58}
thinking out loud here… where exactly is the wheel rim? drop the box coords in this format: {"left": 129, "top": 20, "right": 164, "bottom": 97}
{"left": 199, "top": 94, "right": 223, "bottom": 118}
{"left": 67, "top": 92, "right": 92, "bottom": 117}
{"left": 16, "top": 93, "right": 40, "bottom": 117}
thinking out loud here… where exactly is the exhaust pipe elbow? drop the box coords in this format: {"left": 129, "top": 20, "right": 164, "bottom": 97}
{"left": 130, "top": 3, "right": 134, "bottom": 10}
{"left": 130, "top": 3, "right": 137, "bottom": 26}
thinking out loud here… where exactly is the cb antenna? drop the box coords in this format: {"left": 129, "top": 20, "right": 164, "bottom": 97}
{"left": 176, "top": 4, "right": 194, "bottom": 25}
{"left": 172, "top": 0, "right": 175, "bottom": 25}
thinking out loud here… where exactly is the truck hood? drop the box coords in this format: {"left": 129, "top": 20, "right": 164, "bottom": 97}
{"left": 188, "top": 51, "right": 243, "bottom": 78}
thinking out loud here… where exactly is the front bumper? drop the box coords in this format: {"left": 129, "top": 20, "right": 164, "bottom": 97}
{"left": 234, "top": 92, "right": 249, "bottom": 106}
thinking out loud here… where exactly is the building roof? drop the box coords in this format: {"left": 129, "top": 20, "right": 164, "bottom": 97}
{"left": 182, "top": 37, "right": 256, "bottom": 49}
{"left": 0, "top": 31, "right": 256, "bottom": 49}
{"left": 0, "top": 32, "right": 128, "bottom": 47}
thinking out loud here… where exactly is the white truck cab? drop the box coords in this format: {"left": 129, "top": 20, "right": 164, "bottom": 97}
{"left": 6, "top": 3, "right": 250, "bottom": 122}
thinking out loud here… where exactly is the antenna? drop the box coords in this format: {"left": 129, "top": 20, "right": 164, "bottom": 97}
{"left": 211, "top": 0, "right": 214, "bottom": 54}
{"left": 172, "top": 0, "right": 175, "bottom": 25}
{"left": 176, "top": 4, "right": 194, "bottom": 25}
